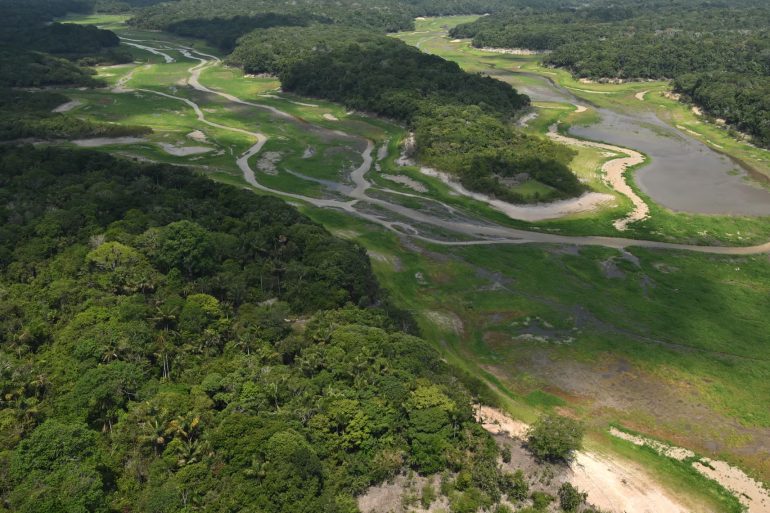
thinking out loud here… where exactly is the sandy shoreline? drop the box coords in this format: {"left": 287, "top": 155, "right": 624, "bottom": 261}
{"left": 547, "top": 123, "right": 648, "bottom": 230}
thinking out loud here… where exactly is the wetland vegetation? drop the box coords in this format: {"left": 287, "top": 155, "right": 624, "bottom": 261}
{"left": 1, "top": 0, "right": 770, "bottom": 512}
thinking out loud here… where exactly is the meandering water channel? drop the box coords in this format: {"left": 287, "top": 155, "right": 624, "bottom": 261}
{"left": 515, "top": 72, "right": 770, "bottom": 216}
{"left": 110, "top": 38, "right": 770, "bottom": 255}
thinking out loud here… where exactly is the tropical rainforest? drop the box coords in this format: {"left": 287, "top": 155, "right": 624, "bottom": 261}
{"left": 0, "top": 145, "right": 534, "bottom": 513}
{"left": 2, "top": 0, "right": 769, "bottom": 511}
{"left": 451, "top": 0, "right": 770, "bottom": 147}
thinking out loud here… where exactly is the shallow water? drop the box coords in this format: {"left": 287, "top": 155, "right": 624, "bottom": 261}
{"left": 521, "top": 74, "right": 770, "bottom": 215}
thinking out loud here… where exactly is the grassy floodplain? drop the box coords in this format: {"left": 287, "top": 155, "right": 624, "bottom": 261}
{"left": 395, "top": 17, "right": 770, "bottom": 246}
{"left": 52, "top": 13, "right": 770, "bottom": 503}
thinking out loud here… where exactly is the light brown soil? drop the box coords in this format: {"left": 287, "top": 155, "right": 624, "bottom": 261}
{"left": 477, "top": 406, "right": 705, "bottom": 513}
{"left": 547, "top": 123, "right": 648, "bottom": 230}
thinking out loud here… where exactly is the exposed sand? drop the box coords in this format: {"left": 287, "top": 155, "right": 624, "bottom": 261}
{"left": 517, "top": 111, "right": 539, "bottom": 127}
{"left": 187, "top": 130, "right": 208, "bottom": 143}
{"left": 548, "top": 123, "right": 648, "bottom": 230}
{"left": 323, "top": 113, "right": 339, "bottom": 121}
{"left": 635, "top": 90, "right": 649, "bottom": 101}
{"left": 417, "top": 165, "right": 615, "bottom": 222}
{"left": 52, "top": 99, "right": 82, "bottom": 113}
{"left": 609, "top": 427, "right": 694, "bottom": 461}
{"left": 425, "top": 310, "right": 464, "bottom": 335}
{"left": 475, "top": 405, "right": 529, "bottom": 439}
{"left": 72, "top": 137, "right": 146, "bottom": 147}
{"left": 608, "top": 429, "right": 770, "bottom": 513}
{"left": 570, "top": 451, "right": 691, "bottom": 513}
{"left": 574, "top": 104, "right": 588, "bottom": 113}
{"left": 694, "top": 460, "right": 770, "bottom": 513}
{"left": 479, "top": 47, "right": 551, "bottom": 55}
{"left": 450, "top": 39, "right": 463, "bottom": 43}
{"left": 380, "top": 174, "right": 428, "bottom": 193}
{"left": 256, "top": 151, "right": 282, "bottom": 175}
{"left": 158, "top": 143, "right": 213, "bottom": 156}
{"left": 692, "top": 105, "right": 703, "bottom": 116}
{"left": 476, "top": 406, "right": 697, "bottom": 513}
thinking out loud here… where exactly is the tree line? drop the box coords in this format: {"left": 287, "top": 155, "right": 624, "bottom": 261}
{"left": 0, "top": 0, "right": 132, "bottom": 87}
{"left": 451, "top": 0, "right": 770, "bottom": 148}
{"left": 0, "top": 145, "right": 591, "bottom": 512}
{"left": 230, "top": 26, "right": 582, "bottom": 203}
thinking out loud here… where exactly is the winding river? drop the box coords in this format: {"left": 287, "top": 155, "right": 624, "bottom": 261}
{"left": 110, "top": 38, "right": 770, "bottom": 255}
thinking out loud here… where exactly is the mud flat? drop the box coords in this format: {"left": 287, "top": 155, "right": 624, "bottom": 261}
{"left": 73, "top": 137, "right": 146, "bottom": 147}
{"left": 158, "top": 143, "right": 213, "bottom": 156}
{"left": 416, "top": 164, "right": 615, "bottom": 222}
{"left": 380, "top": 174, "right": 428, "bottom": 193}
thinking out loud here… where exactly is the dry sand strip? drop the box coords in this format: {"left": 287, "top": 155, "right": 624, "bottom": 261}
{"left": 609, "top": 428, "right": 770, "bottom": 513}
{"left": 475, "top": 406, "right": 702, "bottom": 513}
{"left": 52, "top": 99, "right": 82, "bottom": 113}
{"left": 635, "top": 90, "right": 649, "bottom": 101}
{"left": 547, "top": 123, "right": 648, "bottom": 231}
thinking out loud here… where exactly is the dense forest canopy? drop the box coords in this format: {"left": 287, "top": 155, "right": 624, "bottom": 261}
{"left": 230, "top": 26, "right": 581, "bottom": 203}
{"left": 0, "top": 0, "right": 131, "bottom": 86}
{"left": 451, "top": 0, "right": 770, "bottom": 147}
{"left": 128, "top": 0, "right": 566, "bottom": 34}
{"left": 0, "top": 146, "right": 528, "bottom": 513}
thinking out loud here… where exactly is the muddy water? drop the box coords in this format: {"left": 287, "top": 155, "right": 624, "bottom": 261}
{"left": 520, "top": 74, "right": 770, "bottom": 215}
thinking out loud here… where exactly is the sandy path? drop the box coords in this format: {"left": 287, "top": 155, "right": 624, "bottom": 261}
{"left": 635, "top": 90, "right": 649, "bottom": 101}
{"left": 609, "top": 429, "right": 770, "bottom": 513}
{"left": 548, "top": 123, "right": 648, "bottom": 230}
{"left": 475, "top": 406, "right": 699, "bottom": 513}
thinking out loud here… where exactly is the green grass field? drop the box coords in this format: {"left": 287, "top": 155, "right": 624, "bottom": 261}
{"left": 52, "top": 14, "right": 770, "bottom": 498}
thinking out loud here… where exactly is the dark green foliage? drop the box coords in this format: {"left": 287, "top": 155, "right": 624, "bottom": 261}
{"left": 501, "top": 445, "right": 511, "bottom": 463}
{"left": 526, "top": 414, "right": 584, "bottom": 462}
{"left": 0, "top": 145, "right": 379, "bottom": 311}
{"left": 558, "top": 482, "right": 588, "bottom": 512}
{"left": 128, "top": 0, "right": 566, "bottom": 34}
{"left": 674, "top": 72, "right": 770, "bottom": 148}
{"left": 167, "top": 14, "right": 325, "bottom": 51}
{"left": 232, "top": 26, "right": 527, "bottom": 120}
{"left": 414, "top": 104, "right": 581, "bottom": 202}
{"left": 531, "top": 490, "right": 555, "bottom": 510}
{"left": 0, "top": 0, "right": 130, "bottom": 90}
{"left": 453, "top": 0, "right": 770, "bottom": 148}
{"left": 501, "top": 469, "right": 529, "bottom": 502}
{"left": 130, "top": 0, "right": 416, "bottom": 32}
{"left": 0, "top": 146, "right": 508, "bottom": 511}
{"left": 8, "top": 420, "right": 110, "bottom": 513}
{"left": 0, "top": 48, "right": 102, "bottom": 87}
{"left": 0, "top": 89, "right": 151, "bottom": 140}
{"left": 231, "top": 26, "right": 581, "bottom": 203}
